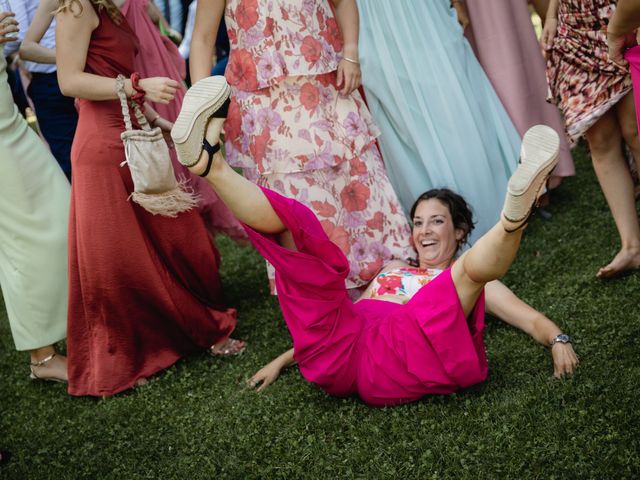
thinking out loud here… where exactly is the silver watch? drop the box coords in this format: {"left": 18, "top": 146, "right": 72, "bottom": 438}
{"left": 550, "top": 333, "right": 571, "bottom": 347}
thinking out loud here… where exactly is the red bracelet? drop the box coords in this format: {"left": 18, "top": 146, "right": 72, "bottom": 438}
{"left": 130, "top": 72, "right": 145, "bottom": 105}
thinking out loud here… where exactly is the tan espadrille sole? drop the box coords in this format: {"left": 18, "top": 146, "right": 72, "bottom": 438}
{"left": 171, "top": 76, "right": 231, "bottom": 167}
{"left": 501, "top": 125, "right": 560, "bottom": 232}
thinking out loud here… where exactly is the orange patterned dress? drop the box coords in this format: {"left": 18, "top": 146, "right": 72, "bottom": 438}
{"left": 546, "top": 0, "right": 632, "bottom": 142}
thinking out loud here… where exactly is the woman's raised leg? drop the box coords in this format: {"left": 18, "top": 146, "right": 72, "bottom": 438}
{"left": 451, "top": 125, "right": 559, "bottom": 316}
{"left": 172, "top": 79, "right": 289, "bottom": 239}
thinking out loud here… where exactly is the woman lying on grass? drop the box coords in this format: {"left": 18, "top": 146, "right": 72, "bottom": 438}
{"left": 171, "top": 77, "right": 578, "bottom": 406}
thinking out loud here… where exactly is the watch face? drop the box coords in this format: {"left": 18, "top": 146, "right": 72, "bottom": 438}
{"left": 556, "top": 334, "right": 570, "bottom": 343}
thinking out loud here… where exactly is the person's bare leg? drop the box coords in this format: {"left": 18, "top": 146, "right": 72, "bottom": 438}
{"left": 585, "top": 108, "right": 640, "bottom": 278}
{"left": 29, "top": 345, "right": 67, "bottom": 382}
{"left": 451, "top": 225, "right": 524, "bottom": 317}
{"left": 187, "top": 117, "right": 295, "bottom": 249}
{"left": 451, "top": 124, "right": 559, "bottom": 316}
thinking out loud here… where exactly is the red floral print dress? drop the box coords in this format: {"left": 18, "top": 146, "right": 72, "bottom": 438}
{"left": 546, "top": 0, "right": 632, "bottom": 142}
{"left": 223, "top": 0, "right": 414, "bottom": 290}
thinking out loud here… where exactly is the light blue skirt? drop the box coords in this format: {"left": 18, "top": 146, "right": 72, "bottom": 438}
{"left": 358, "top": 0, "right": 520, "bottom": 243}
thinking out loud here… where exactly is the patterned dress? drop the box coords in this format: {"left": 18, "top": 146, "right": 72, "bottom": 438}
{"left": 547, "top": 0, "right": 632, "bottom": 142}
{"left": 367, "top": 267, "right": 443, "bottom": 300}
{"left": 223, "top": 0, "right": 414, "bottom": 289}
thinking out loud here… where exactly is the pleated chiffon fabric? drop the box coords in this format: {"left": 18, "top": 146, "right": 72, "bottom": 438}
{"left": 244, "top": 187, "right": 488, "bottom": 407}
{"left": 0, "top": 56, "right": 69, "bottom": 351}
{"left": 357, "top": 0, "right": 520, "bottom": 243}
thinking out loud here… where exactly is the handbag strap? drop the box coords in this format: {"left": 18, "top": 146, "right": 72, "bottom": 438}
{"left": 115, "top": 74, "right": 152, "bottom": 132}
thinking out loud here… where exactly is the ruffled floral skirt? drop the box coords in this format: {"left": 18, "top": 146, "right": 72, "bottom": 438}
{"left": 546, "top": 0, "right": 632, "bottom": 142}
{"left": 224, "top": 73, "right": 415, "bottom": 289}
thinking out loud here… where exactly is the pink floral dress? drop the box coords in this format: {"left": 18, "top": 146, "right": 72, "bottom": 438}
{"left": 546, "top": 0, "right": 632, "bottom": 142}
{"left": 224, "top": 0, "right": 414, "bottom": 289}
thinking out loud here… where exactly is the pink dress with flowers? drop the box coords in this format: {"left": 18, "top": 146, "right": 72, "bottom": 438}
{"left": 223, "top": 0, "right": 414, "bottom": 289}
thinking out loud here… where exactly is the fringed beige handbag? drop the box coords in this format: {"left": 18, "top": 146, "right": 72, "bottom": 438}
{"left": 115, "top": 74, "right": 198, "bottom": 217}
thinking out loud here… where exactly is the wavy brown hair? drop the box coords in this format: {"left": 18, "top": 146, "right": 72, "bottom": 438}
{"left": 56, "top": 0, "right": 121, "bottom": 23}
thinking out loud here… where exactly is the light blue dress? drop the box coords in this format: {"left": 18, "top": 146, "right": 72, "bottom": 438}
{"left": 358, "top": 0, "right": 520, "bottom": 243}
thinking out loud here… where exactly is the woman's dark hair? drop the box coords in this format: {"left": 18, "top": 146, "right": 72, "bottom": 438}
{"left": 409, "top": 188, "right": 475, "bottom": 248}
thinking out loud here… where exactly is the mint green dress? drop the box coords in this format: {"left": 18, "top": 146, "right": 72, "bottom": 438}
{"left": 0, "top": 56, "right": 70, "bottom": 350}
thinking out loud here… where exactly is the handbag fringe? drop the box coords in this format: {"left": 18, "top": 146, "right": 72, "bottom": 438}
{"left": 129, "top": 180, "right": 200, "bottom": 217}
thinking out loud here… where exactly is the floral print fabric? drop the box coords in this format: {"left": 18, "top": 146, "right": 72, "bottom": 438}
{"left": 222, "top": 0, "right": 414, "bottom": 290}
{"left": 224, "top": 73, "right": 380, "bottom": 174}
{"left": 225, "top": 0, "right": 342, "bottom": 91}
{"left": 367, "top": 267, "right": 443, "bottom": 300}
{"left": 547, "top": 0, "right": 632, "bottom": 142}
{"left": 245, "top": 145, "right": 416, "bottom": 289}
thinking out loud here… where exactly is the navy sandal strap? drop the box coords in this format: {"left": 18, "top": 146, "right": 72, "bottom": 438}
{"left": 200, "top": 138, "right": 220, "bottom": 177}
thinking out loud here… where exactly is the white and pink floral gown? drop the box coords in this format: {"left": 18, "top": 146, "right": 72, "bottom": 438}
{"left": 223, "top": 0, "right": 414, "bottom": 290}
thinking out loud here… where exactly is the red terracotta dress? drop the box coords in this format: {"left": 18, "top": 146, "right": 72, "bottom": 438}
{"left": 66, "top": 9, "right": 237, "bottom": 396}
{"left": 121, "top": 0, "right": 247, "bottom": 242}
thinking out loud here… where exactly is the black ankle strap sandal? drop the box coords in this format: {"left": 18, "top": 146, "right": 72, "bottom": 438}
{"left": 196, "top": 98, "right": 230, "bottom": 177}
{"left": 199, "top": 139, "right": 220, "bottom": 177}
{"left": 211, "top": 97, "right": 230, "bottom": 118}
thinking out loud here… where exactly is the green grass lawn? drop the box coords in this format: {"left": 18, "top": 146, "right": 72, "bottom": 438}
{"left": 1, "top": 145, "right": 639, "bottom": 479}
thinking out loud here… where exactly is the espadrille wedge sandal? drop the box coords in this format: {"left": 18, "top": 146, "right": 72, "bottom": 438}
{"left": 171, "top": 76, "right": 231, "bottom": 169}
{"left": 501, "top": 125, "right": 560, "bottom": 233}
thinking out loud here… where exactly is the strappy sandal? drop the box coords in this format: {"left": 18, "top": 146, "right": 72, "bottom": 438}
{"left": 501, "top": 125, "right": 560, "bottom": 233}
{"left": 171, "top": 76, "right": 231, "bottom": 172}
{"left": 29, "top": 353, "right": 67, "bottom": 383}
{"left": 209, "top": 338, "right": 246, "bottom": 357}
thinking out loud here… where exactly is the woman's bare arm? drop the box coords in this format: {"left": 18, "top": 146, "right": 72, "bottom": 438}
{"left": 248, "top": 348, "right": 296, "bottom": 392}
{"left": 190, "top": 0, "right": 225, "bottom": 83}
{"left": 56, "top": 0, "right": 178, "bottom": 102}
{"left": 332, "top": 0, "right": 360, "bottom": 95}
{"left": 19, "top": 0, "right": 57, "bottom": 64}
{"left": 484, "top": 280, "right": 578, "bottom": 377}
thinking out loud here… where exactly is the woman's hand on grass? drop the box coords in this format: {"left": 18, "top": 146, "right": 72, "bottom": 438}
{"left": 248, "top": 360, "right": 283, "bottom": 393}
{"left": 248, "top": 348, "right": 295, "bottom": 393}
{"left": 551, "top": 343, "right": 578, "bottom": 378}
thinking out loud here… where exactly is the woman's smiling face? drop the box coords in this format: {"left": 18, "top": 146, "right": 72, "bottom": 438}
{"left": 412, "top": 198, "right": 464, "bottom": 270}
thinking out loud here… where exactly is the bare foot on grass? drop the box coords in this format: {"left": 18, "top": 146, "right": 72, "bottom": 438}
{"left": 596, "top": 246, "right": 640, "bottom": 278}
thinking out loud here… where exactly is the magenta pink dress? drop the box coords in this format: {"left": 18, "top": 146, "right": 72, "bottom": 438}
{"left": 121, "top": 0, "right": 247, "bottom": 242}
{"left": 465, "top": 0, "right": 574, "bottom": 177}
{"left": 245, "top": 187, "right": 488, "bottom": 407}
{"left": 625, "top": 46, "right": 640, "bottom": 137}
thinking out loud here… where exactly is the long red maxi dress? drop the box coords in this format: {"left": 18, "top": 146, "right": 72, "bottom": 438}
{"left": 66, "top": 8, "right": 237, "bottom": 396}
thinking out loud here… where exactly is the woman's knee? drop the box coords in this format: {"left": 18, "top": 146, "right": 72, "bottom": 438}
{"left": 620, "top": 115, "right": 639, "bottom": 149}
{"left": 586, "top": 119, "right": 621, "bottom": 158}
